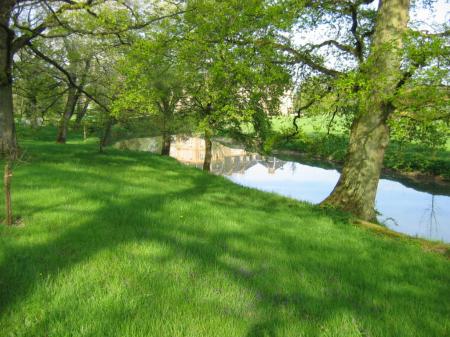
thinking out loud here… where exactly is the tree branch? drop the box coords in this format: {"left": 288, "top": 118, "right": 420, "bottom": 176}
{"left": 11, "top": 24, "right": 47, "bottom": 54}
{"left": 27, "top": 42, "right": 110, "bottom": 113}
{"left": 272, "top": 42, "right": 342, "bottom": 77}
{"left": 349, "top": 4, "right": 364, "bottom": 62}
{"left": 306, "top": 39, "right": 358, "bottom": 57}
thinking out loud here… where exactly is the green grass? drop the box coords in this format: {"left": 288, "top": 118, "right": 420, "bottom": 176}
{"left": 0, "top": 129, "right": 449, "bottom": 337}
{"left": 271, "top": 116, "right": 450, "bottom": 180}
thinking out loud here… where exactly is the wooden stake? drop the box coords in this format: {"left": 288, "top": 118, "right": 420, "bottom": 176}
{"left": 4, "top": 161, "right": 13, "bottom": 226}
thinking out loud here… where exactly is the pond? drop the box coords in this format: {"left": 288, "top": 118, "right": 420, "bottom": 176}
{"left": 115, "top": 136, "right": 450, "bottom": 243}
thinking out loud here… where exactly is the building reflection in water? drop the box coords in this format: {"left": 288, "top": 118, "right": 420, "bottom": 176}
{"left": 169, "top": 136, "right": 284, "bottom": 176}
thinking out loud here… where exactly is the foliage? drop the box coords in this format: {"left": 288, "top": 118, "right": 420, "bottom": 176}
{"left": 278, "top": 0, "right": 449, "bottom": 187}
{"left": 177, "top": 0, "right": 291, "bottom": 146}
{"left": 112, "top": 27, "right": 191, "bottom": 139}
{"left": 388, "top": 30, "right": 450, "bottom": 149}
{"left": 13, "top": 51, "right": 65, "bottom": 126}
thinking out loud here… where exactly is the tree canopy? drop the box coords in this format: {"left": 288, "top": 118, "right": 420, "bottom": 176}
{"left": 1, "top": 0, "right": 448, "bottom": 221}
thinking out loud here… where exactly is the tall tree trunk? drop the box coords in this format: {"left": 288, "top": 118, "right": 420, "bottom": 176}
{"left": 74, "top": 97, "right": 90, "bottom": 128}
{"left": 161, "top": 132, "right": 171, "bottom": 156}
{"left": 57, "top": 58, "right": 90, "bottom": 143}
{"left": 159, "top": 101, "right": 173, "bottom": 156}
{"left": 83, "top": 124, "right": 87, "bottom": 141}
{"left": 57, "top": 84, "right": 78, "bottom": 144}
{"left": 321, "top": 0, "right": 410, "bottom": 221}
{"left": 28, "top": 96, "right": 39, "bottom": 128}
{"left": 99, "top": 117, "right": 114, "bottom": 152}
{"left": 0, "top": 80, "right": 17, "bottom": 155}
{"left": 0, "top": 9, "right": 18, "bottom": 158}
{"left": 1, "top": 2, "right": 18, "bottom": 226}
{"left": 203, "top": 130, "right": 212, "bottom": 172}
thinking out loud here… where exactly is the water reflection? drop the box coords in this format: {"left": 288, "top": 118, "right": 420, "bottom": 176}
{"left": 168, "top": 137, "right": 263, "bottom": 175}
{"left": 115, "top": 136, "right": 450, "bottom": 243}
{"left": 231, "top": 161, "right": 450, "bottom": 243}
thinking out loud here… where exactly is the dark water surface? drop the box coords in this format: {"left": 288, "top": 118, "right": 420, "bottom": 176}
{"left": 115, "top": 136, "right": 450, "bottom": 243}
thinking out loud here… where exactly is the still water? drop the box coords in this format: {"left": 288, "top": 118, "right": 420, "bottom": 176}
{"left": 115, "top": 136, "right": 450, "bottom": 243}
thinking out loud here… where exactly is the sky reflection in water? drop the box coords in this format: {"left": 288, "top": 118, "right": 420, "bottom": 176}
{"left": 227, "top": 161, "right": 450, "bottom": 243}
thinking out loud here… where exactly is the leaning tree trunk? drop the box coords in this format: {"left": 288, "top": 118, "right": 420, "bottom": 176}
{"left": 203, "top": 130, "right": 212, "bottom": 172}
{"left": 161, "top": 132, "right": 171, "bottom": 156}
{"left": 74, "top": 97, "right": 90, "bottom": 129}
{"left": 57, "top": 58, "right": 90, "bottom": 143}
{"left": 56, "top": 84, "right": 78, "bottom": 144}
{"left": 99, "top": 117, "right": 114, "bottom": 153}
{"left": 321, "top": 0, "right": 410, "bottom": 221}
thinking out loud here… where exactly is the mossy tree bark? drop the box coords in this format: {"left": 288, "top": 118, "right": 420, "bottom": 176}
{"left": 321, "top": 0, "right": 410, "bottom": 221}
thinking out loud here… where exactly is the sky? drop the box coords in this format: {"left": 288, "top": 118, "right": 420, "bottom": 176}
{"left": 294, "top": 0, "right": 449, "bottom": 45}
{"left": 289, "top": 0, "right": 449, "bottom": 82}
{"left": 404, "top": 0, "right": 449, "bottom": 32}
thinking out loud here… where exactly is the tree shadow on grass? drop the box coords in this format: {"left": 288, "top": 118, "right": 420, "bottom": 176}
{"left": 0, "top": 149, "right": 214, "bottom": 314}
{"left": 1, "top": 147, "right": 449, "bottom": 337}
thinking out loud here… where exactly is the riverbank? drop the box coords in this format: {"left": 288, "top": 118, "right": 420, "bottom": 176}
{"left": 273, "top": 148, "right": 450, "bottom": 195}
{"left": 271, "top": 117, "right": 450, "bottom": 183}
{"left": 1, "top": 134, "right": 449, "bottom": 336}
{"left": 273, "top": 136, "right": 450, "bottom": 185}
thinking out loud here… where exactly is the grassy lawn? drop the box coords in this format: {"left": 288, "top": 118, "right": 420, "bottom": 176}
{"left": 0, "top": 130, "right": 449, "bottom": 337}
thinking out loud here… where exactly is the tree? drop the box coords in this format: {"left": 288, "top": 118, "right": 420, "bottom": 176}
{"left": 321, "top": 0, "right": 411, "bottom": 220}
{"left": 55, "top": 39, "right": 93, "bottom": 143}
{"left": 178, "top": 0, "right": 290, "bottom": 170}
{"left": 0, "top": 0, "right": 21, "bottom": 157}
{"left": 0, "top": 0, "right": 109, "bottom": 225}
{"left": 0, "top": 0, "right": 185, "bottom": 224}
{"left": 271, "top": 0, "right": 448, "bottom": 220}
{"left": 114, "top": 31, "right": 186, "bottom": 156}
{"left": 14, "top": 49, "right": 66, "bottom": 127}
